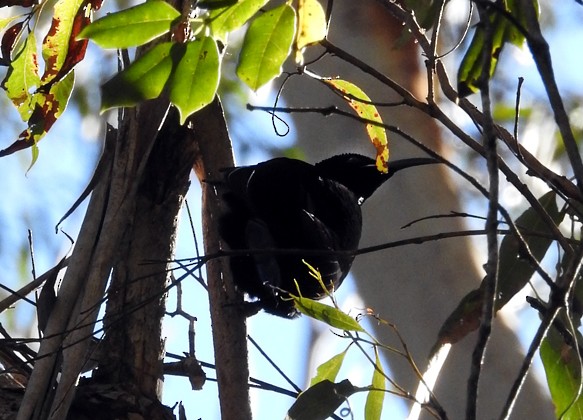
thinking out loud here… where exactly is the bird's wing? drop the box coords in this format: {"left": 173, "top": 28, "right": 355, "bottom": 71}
{"left": 239, "top": 158, "right": 317, "bottom": 216}
{"left": 242, "top": 211, "right": 342, "bottom": 300}
{"left": 244, "top": 218, "right": 283, "bottom": 289}
{"left": 223, "top": 158, "right": 349, "bottom": 299}
{"left": 295, "top": 209, "right": 344, "bottom": 295}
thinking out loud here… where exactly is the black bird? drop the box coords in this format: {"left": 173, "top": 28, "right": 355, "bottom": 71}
{"left": 219, "top": 154, "right": 437, "bottom": 318}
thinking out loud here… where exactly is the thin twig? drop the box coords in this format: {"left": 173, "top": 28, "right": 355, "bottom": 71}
{"left": 513, "top": 77, "right": 525, "bottom": 161}
{"left": 466, "top": 8, "right": 500, "bottom": 417}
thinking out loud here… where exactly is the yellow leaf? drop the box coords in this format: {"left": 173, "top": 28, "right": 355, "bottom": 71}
{"left": 323, "top": 78, "right": 389, "bottom": 173}
{"left": 295, "top": 0, "right": 327, "bottom": 64}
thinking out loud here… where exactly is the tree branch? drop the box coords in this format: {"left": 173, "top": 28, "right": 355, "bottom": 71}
{"left": 191, "top": 97, "right": 252, "bottom": 420}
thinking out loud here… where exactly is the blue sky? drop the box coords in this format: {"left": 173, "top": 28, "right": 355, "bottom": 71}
{"left": 1, "top": 1, "right": 583, "bottom": 419}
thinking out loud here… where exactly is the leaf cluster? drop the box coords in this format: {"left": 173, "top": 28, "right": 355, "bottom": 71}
{"left": 0, "top": 0, "right": 102, "bottom": 165}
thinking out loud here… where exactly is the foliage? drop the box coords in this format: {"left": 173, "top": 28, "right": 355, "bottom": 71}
{"left": 433, "top": 190, "right": 565, "bottom": 353}
{"left": 2, "top": 0, "right": 583, "bottom": 419}
{"left": 457, "top": 0, "right": 537, "bottom": 95}
{"left": 321, "top": 78, "right": 389, "bottom": 173}
{"left": 288, "top": 286, "right": 416, "bottom": 419}
{"left": 0, "top": 0, "right": 387, "bottom": 162}
{"left": 541, "top": 327, "right": 583, "bottom": 419}
{"left": 0, "top": 0, "right": 100, "bottom": 165}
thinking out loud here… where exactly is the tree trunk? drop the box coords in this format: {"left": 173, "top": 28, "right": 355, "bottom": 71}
{"left": 17, "top": 93, "right": 176, "bottom": 419}
{"left": 16, "top": 93, "right": 251, "bottom": 420}
{"left": 94, "top": 106, "right": 198, "bottom": 401}
{"left": 191, "top": 98, "right": 252, "bottom": 420}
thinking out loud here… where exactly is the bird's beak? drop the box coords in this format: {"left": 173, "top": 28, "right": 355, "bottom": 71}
{"left": 387, "top": 157, "right": 439, "bottom": 177}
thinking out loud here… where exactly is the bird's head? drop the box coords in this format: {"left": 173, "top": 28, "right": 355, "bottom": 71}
{"left": 315, "top": 153, "right": 438, "bottom": 204}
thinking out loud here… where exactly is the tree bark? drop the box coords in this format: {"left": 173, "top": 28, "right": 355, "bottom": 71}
{"left": 191, "top": 98, "right": 252, "bottom": 420}
{"left": 94, "top": 105, "right": 198, "bottom": 400}
{"left": 17, "top": 94, "right": 174, "bottom": 419}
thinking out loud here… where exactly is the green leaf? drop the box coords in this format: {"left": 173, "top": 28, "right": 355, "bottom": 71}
{"left": 365, "top": 349, "right": 385, "bottom": 420}
{"left": 236, "top": 3, "right": 295, "bottom": 91}
{"left": 309, "top": 348, "right": 348, "bottom": 387}
{"left": 457, "top": 12, "right": 508, "bottom": 96}
{"left": 43, "top": 5, "right": 91, "bottom": 87}
{"left": 457, "top": 0, "right": 538, "bottom": 96}
{"left": 207, "top": 0, "right": 268, "bottom": 42}
{"left": 41, "top": 0, "right": 86, "bottom": 84}
{"left": 431, "top": 191, "right": 563, "bottom": 350}
{"left": 41, "top": 0, "right": 83, "bottom": 62}
{"left": 101, "top": 42, "right": 175, "bottom": 111}
{"left": 505, "top": 0, "right": 539, "bottom": 47}
{"left": 1, "top": 71, "right": 75, "bottom": 161}
{"left": 29, "top": 143, "right": 39, "bottom": 169}
{"left": 169, "top": 37, "right": 220, "bottom": 123}
{"left": 541, "top": 328, "right": 583, "bottom": 420}
{"left": 496, "top": 191, "right": 563, "bottom": 309}
{"left": 492, "top": 102, "right": 533, "bottom": 121}
{"left": 322, "top": 78, "right": 388, "bottom": 173}
{"left": 77, "top": 0, "right": 180, "bottom": 49}
{"left": 2, "top": 31, "right": 40, "bottom": 120}
{"left": 287, "top": 379, "right": 356, "bottom": 420}
{"left": 293, "top": 296, "right": 364, "bottom": 332}
{"left": 0, "top": 16, "right": 20, "bottom": 33}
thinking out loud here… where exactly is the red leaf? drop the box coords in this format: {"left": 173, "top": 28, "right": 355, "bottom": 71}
{"left": 0, "top": 134, "right": 32, "bottom": 156}
{"left": 1, "top": 21, "right": 24, "bottom": 65}
{"left": 90, "top": 0, "right": 102, "bottom": 11}
{"left": 0, "top": 89, "right": 62, "bottom": 157}
{"left": 0, "top": 0, "right": 34, "bottom": 7}
{"left": 0, "top": 102, "right": 48, "bottom": 156}
{"left": 41, "top": 2, "right": 91, "bottom": 87}
{"left": 56, "top": 11, "right": 90, "bottom": 80}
